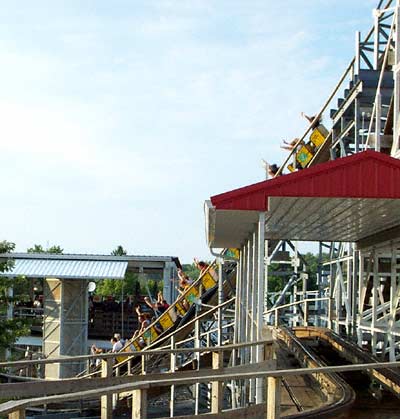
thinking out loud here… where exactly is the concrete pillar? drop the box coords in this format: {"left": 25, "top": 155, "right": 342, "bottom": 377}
{"left": 211, "top": 351, "right": 223, "bottom": 414}
{"left": 43, "top": 278, "right": 88, "bottom": 378}
{"left": 101, "top": 359, "right": 113, "bottom": 419}
{"left": 132, "top": 388, "right": 148, "bottom": 419}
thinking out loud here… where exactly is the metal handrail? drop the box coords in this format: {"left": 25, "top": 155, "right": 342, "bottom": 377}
{"left": 264, "top": 297, "right": 329, "bottom": 315}
{"left": 275, "top": 59, "right": 355, "bottom": 176}
{"left": 365, "top": 11, "right": 396, "bottom": 149}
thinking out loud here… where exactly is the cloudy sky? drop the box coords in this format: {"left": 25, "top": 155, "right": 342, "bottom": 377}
{"left": 0, "top": 0, "right": 378, "bottom": 262}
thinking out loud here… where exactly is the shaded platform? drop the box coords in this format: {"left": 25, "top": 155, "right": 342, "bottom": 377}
{"left": 206, "top": 151, "right": 400, "bottom": 247}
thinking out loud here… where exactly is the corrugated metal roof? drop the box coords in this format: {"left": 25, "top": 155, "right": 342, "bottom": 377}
{"left": 0, "top": 259, "right": 128, "bottom": 280}
{"left": 2, "top": 253, "right": 178, "bottom": 263}
{"left": 207, "top": 151, "right": 400, "bottom": 247}
{"left": 210, "top": 150, "right": 400, "bottom": 211}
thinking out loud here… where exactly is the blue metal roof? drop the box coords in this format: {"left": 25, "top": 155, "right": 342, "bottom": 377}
{"left": 0, "top": 258, "right": 128, "bottom": 280}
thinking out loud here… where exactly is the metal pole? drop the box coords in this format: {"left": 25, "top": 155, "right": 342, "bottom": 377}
{"left": 6, "top": 286, "right": 14, "bottom": 361}
{"left": 391, "top": 1, "right": 400, "bottom": 155}
{"left": 372, "top": 250, "right": 378, "bottom": 355}
{"left": 217, "top": 258, "right": 224, "bottom": 347}
{"left": 357, "top": 252, "right": 365, "bottom": 347}
{"left": 375, "top": 92, "right": 382, "bottom": 151}
{"left": 256, "top": 212, "right": 265, "bottom": 404}
{"left": 389, "top": 248, "right": 396, "bottom": 361}
{"left": 355, "top": 31, "right": 360, "bottom": 79}
{"left": 374, "top": 9, "right": 380, "bottom": 70}
{"left": 170, "top": 335, "right": 176, "bottom": 417}
{"left": 247, "top": 234, "right": 255, "bottom": 403}
{"left": 351, "top": 246, "right": 359, "bottom": 340}
{"left": 232, "top": 249, "right": 242, "bottom": 410}
{"left": 240, "top": 244, "right": 248, "bottom": 407}
{"left": 252, "top": 229, "right": 258, "bottom": 366}
{"left": 194, "top": 318, "right": 200, "bottom": 415}
{"left": 121, "top": 282, "right": 124, "bottom": 339}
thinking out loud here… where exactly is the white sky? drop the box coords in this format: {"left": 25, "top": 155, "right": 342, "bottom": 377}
{"left": 0, "top": 0, "right": 378, "bottom": 262}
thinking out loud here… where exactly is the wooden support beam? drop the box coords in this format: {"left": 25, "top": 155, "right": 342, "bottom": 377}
{"left": 8, "top": 410, "right": 25, "bottom": 419}
{"left": 211, "top": 351, "right": 223, "bottom": 414}
{"left": 101, "top": 359, "right": 113, "bottom": 419}
{"left": 266, "top": 376, "right": 281, "bottom": 419}
{"left": 131, "top": 388, "right": 147, "bottom": 419}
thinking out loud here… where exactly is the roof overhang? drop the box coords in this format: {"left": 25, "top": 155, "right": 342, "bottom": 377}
{"left": 206, "top": 151, "right": 400, "bottom": 248}
{"left": 0, "top": 258, "right": 128, "bottom": 280}
{"left": 0, "top": 253, "right": 180, "bottom": 278}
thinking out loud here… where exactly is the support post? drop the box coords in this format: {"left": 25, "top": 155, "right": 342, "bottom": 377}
{"left": 163, "top": 262, "right": 175, "bottom": 304}
{"left": 217, "top": 258, "right": 224, "bottom": 346}
{"left": 101, "top": 359, "right": 113, "bottom": 419}
{"left": 304, "top": 300, "right": 309, "bottom": 327}
{"left": 247, "top": 234, "right": 255, "bottom": 402}
{"left": 372, "top": 251, "right": 378, "bottom": 355}
{"left": 211, "top": 351, "right": 223, "bottom": 414}
{"left": 43, "top": 278, "right": 88, "bottom": 378}
{"left": 132, "top": 387, "right": 148, "bottom": 419}
{"left": 374, "top": 9, "right": 380, "bottom": 70}
{"left": 375, "top": 93, "right": 382, "bottom": 151}
{"left": 351, "top": 246, "right": 358, "bottom": 340}
{"left": 357, "top": 251, "right": 366, "bottom": 347}
{"left": 389, "top": 248, "right": 397, "bottom": 361}
{"left": 266, "top": 376, "right": 281, "bottom": 419}
{"left": 256, "top": 212, "right": 266, "bottom": 403}
{"left": 240, "top": 243, "right": 248, "bottom": 406}
{"left": 6, "top": 286, "right": 14, "bottom": 360}
{"left": 194, "top": 318, "right": 200, "bottom": 415}
{"left": 141, "top": 354, "right": 147, "bottom": 375}
{"left": 355, "top": 31, "right": 360, "bottom": 79}
{"left": 9, "top": 410, "right": 25, "bottom": 419}
{"left": 392, "top": 2, "right": 400, "bottom": 156}
{"left": 170, "top": 336, "right": 176, "bottom": 417}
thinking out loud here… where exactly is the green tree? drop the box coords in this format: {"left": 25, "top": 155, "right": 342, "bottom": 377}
{"left": 0, "top": 241, "right": 29, "bottom": 354}
{"left": 147, "top": 279, "right": 160, "bottom": 297}
{"left": 111, "top": 245, "right": 127, "bottom": 256}
{"left": 47, "top": 245, "right": 64, "bottom": 254}
{"left": 27, "top": 244, "right": 63, "bottom": 254}
{"left": 96, "top": 271, "right": 141, "bottom": 299}
{"left": 267, "top": 252, "right": 324, "bottom": 297}
{"left": 182, "top": 263, "right": 200, "bottom": 280}
{"left": 27, "top": 244, "right": 44, "bottom": 253}
{"left": 95, "top": 247, "right": 142, "bottom": 299}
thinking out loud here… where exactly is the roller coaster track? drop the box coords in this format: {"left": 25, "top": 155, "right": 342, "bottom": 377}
{"left": 292, "top": 326, "right": 400, "bottom": 397}
{"left": 81, "top": 258, "right": 237, "bottom": 379}
{"left": 277, "top": 326, "right": 356, "bottom": 418}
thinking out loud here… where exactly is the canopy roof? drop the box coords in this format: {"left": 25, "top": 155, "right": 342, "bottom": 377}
{"left": 206, "top": 151, "right": 400, "bottom": 248}
{"left": 0, "top": 253, "right": 180, "bottom": 280}
{"left": 0, "top": 257, "right": 128, "bottom": 280}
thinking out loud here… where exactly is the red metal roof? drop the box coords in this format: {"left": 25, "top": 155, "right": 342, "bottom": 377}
{"left": 210, "top": 151, "right": 400, "bottom": 211}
